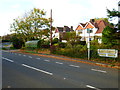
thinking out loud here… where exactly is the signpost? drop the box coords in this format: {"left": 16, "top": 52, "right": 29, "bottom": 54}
{"left": 87, "top": 28, "right": 90, "bottom": 60}
{"left": 98, "top": 49, "right": 118, "bottom": 58}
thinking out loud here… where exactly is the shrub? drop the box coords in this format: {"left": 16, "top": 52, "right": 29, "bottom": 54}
{"left": 79, "top": 41, "right": 86, "bottom": 45}
{"left": 58, "top": 42, "right": 67, "bottom": 48}
{"left": 41, "top": 40, "right": 50, "bottom": 48}
{"left": 52, "top": 38, "right": 59, "bottom": 44}
{"left": 12, "top": 38, "right": 24, "bottom": 49}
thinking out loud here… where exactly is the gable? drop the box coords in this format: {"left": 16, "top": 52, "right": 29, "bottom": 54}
{"left": 76, "top": 25, "right": 84, "bottom": 30}
{"left": 55, "top": 28, "right": 59, "bottom": 33}
{"left": 85, "top": 22, "right": 95, "bottom": 29}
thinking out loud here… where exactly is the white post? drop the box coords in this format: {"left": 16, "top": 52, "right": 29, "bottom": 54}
{"left": 87, "top": 29, "right": 90, "bottom": 60}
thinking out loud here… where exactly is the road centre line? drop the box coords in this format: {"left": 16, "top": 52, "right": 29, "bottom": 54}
{"left": 36, "top": 58, "right": 40, "bottom": 60}
{"left": 55, "top": 62, "right": 63, "bottom": 64}
{"left": 28, "top": 56, "right": 32, "bottom": 58}
{"left": 44, "top": 60, "right": 50, "bottom": 62}
{"left": 91, "top": 69, "right": 107, "bottom": 73}
{"left": 69, "top": 64, "right": 80, "bottom": 68}
{"left": 2, "top": 57, "right": 14, "bottom": 63}
{"left": 22, "top": 64, "right": 53, "bottom": 76}
{"left": 23, "top": 54, "right": 25, "bottom": 56}
{"left": 86, "top": 85, "right": 100, "bottom": 90}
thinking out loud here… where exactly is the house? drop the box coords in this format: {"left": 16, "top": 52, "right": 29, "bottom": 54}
{"left": 52, "top": 26, "right": 74, "bottom": 42}
{"left": 75, "top": 19, "right": 110, "bottom": 43}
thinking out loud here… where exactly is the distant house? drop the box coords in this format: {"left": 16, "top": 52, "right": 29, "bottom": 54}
{"left": 75, "top": 19, "right": 110, "bottom": 43}
{"left": 52, "top": 26, "right": 74, "bottom": 42}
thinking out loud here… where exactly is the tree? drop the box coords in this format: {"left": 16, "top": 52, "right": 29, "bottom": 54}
{"left": 94, "top": 18, "right": 109, "bottom": 23}
{"left": 102, "top": 26, "right": 117, "bottom": 46}
{"left": 106, "top": 9, "right": 120, "bottom": 45}
{"left": 107, "top": 9, "right": 120, "bottom": 29}
{"left": 61, "top": 32, "right": 81, "bottom": 47}
{"left": 10, "top": 8, "right": 51, "bottom": 43}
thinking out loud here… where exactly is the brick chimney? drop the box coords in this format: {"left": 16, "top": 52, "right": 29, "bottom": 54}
{"left": 90, "top": 19, "right": 95, "bottom": 23}
{"left": 70, "top": 26, "right": 73, "bottom": 31}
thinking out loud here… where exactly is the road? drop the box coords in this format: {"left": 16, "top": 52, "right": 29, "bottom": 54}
{"left": 2, "top": 51, "right": 119, "bottom": 89}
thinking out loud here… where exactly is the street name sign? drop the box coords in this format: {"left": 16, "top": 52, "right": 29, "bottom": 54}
{"left": 98, "top": 49, "right": 118, "bottom": 58}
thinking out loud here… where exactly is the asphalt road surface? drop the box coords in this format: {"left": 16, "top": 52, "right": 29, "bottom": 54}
{"left": 2, "top": 50, "right": 119, "bottom": 89}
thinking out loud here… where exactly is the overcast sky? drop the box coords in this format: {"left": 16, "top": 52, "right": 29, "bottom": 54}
{"left": 0, "top": 0, "right": 119, "bottom": 36}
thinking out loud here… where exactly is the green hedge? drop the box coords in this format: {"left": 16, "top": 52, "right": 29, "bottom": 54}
{"left": 51, "top": 44, "right": 120, "bottom": 62}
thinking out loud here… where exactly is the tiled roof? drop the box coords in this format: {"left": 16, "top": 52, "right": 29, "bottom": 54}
{"left": 80, "top": 23, "right": 86, "bottom": 27}
{"left": 76, "top": 19, "right": 110, "bottom": 34}
{"left": 76, "top": 23, "right": 87, "bottom": 30}
{"left": 95, "top": 20, "right": 109, "bottom": 34}
{"left": 55, "top": 26, "right": 73, "bottom": 33}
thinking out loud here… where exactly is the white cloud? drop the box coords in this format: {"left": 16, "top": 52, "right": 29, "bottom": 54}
{"left": 11, "top": 4, "right": 20, "bottom": 8}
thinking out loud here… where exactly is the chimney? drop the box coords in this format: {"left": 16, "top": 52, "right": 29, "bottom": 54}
{"left": 63, "top": 26, "right": 67, "bottom": 32}
{"left": 70, "top": 26, "right": 73, "bottom": 31}
{"left": 90, "top": 19, "right": 95, "bottom": 23}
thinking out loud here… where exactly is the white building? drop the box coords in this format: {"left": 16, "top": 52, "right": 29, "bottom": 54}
{"left": 75, "top": 19, "right": 110, "bottom": 43}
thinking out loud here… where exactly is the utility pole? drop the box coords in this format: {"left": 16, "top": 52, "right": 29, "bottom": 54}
{"left": 50, "top": 9, "right": 52, "bottom": 46}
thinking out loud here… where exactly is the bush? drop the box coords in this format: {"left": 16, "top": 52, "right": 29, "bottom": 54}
{"left": 12, "top": 38, "right": 24, "bottom": 49}
{"left": 79, "top": 41, "right": 86, "bottom": 45}
{"left": 58, "top": 42, "right": 67, "bottom": 48}
{"left": 41, "top": 40, "right": 50, "bottom": 48}
{"left": 2, "top": 40, "right": 10, "bottom": 42}
{"left": 52, "top": 38, "right": 59, "bottom": 44}
{"left": 52, "top": 44, "right": 88, "bottom": 58}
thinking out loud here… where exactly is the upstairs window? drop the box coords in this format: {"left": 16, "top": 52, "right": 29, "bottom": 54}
{"left": 87, "top": 28, "right": 93, "bottom": 33}
{"left": 78, "top": 29, "right": 82, "bottom": 32}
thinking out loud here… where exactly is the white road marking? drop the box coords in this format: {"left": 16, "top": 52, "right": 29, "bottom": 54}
{"left": 2, "top": 57, "right": 14, "bottom": 62}
{"left": 44, "top": 60, "right": 50, "bottom": 62}
{"left": 69, "top": 64, "right": 80, "bottom": 68}
{"left": 22, "top": 64, "right": 53, "bottom": 75}
{"left": 28, "top": 56, "right": 32, "bottom": 58}
{"left": 63, "top": 78, "right": 66, "bottom": 80}
{"left": 36, "top": 58, "right": 41, "bottom": 60}
{"left": 7, "top": 86, "right": 11, "bottom": 88}
{"left": 23, "top": 55, "right": 26, "bottom": 57}
{"left": 55, "top": 62, "right": 63, "bottom": 64}
{"left": 91, "top": 69, "right": 107, "bottom": 73}
{"left": 86, "top": 85, "right": 100, "bottom": 90}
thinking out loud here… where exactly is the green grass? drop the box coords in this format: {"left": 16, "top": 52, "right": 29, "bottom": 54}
{"left": 25, "top": 50, "right": 38, "bottom": 54}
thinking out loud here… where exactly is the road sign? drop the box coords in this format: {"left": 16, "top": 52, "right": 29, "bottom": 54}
{"left": 98, "top": 49, "right": 118, "bottom": 58}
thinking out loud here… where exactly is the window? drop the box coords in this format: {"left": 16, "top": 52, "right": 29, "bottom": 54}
{"left": 78, "top": 29, "right": 82, "bottom": 32}
{"left": 89, "top": 38, "right": 91, "bottom": 41}
{"left": 87, "top": 28, "right": 93, "bottom": 33}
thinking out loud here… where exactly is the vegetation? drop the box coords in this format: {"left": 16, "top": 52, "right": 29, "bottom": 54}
{"left": 10, "top": 35, "right": 24, "bottom": 49}
{"left": 10, "top": 8, "right": 51, "bottom": 43}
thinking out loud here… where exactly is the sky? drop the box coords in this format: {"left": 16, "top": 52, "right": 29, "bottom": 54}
{"left": 0, "top": 0, "right": 119, "bottom": 36}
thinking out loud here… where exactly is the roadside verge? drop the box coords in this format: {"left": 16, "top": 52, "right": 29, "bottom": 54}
{"left": 8, "top": 49, "right": 120, "bottom": 69}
